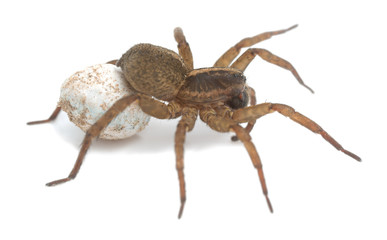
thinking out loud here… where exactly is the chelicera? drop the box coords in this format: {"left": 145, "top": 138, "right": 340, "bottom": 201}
{"left": 28, "top": 25, "right": 361, "bottom": 218}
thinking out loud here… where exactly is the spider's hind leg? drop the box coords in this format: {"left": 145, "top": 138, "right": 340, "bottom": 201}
{"left": 46, "top": 95, "right": 139, "bottom": 186}
{"left": 27, "top": 106, "right": 61, "bottom": 125}
{"left": 174, "top": 27, "right": 193, "bottom": 70}
{"left": 232, "top": 103, "right": 361, "bottom": 161}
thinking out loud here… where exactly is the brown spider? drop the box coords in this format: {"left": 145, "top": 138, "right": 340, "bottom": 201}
{"left": 28, "top": 25, "right": 361, "bottom": 218}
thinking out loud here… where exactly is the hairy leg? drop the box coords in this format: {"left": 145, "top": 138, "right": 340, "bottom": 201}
{"left": 214, "top": 25, "right": 297, "bottom": 67}
{"left": 27, "top": 106, "right": 61, "bottom": 125}
{"left": 231, "top": 125, "right": 273, "bottom": 213}
{"left": 138, "top": 94, "right": 182, "bottom": 119}
{"left": 232, "top": 103, "right": 361, "bottom": 161}
{"left": 200, "top": 108, "right": 273, "bottom": 212}
{"left": 231, "top": 48, "right": 314, "bottom": 93}
{"left": 106, "top": 59, "right": 118, "bottom": 65}
{"left": 46, "top": 94, "right": 184, "bottom": 186}
{"left": 27, "top": 59, "right": 121, "bottom": 126}
{"left": 46, "top": 95, "right": 139, "bottom": 186}
{"left": 174, "top": 27, "right": 194, "bottom": 70}
{"left": 174, "top": 108, "right": 198, "bottom": 219}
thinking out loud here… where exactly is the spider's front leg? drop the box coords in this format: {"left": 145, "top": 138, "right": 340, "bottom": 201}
{"left": 214, "top": 24, "right": 297, "bottom": 68}
{"left": 200, "top": 108, "right": 274, "bottom": 213}
{"left": 232, "top": 48, "right": 314, "bottom": 93}
{"left": 232, "top": 103, "right": 361, "bottom": 161}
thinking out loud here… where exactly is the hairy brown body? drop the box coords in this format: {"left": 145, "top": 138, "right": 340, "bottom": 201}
{"left": 117, "top": 43, "right": 189, "bottom": 101}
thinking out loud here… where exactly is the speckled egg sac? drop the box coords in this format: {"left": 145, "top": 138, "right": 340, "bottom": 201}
{"left": 58, "top": 64, "right": 150, "bottom": 140}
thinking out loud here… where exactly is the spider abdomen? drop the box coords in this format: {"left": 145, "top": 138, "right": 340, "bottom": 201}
{"left": 117, "top": 44, "right": 189, "bottom": 101}
{"left": 177, "top": 68, "right": 246, "bottom": 105}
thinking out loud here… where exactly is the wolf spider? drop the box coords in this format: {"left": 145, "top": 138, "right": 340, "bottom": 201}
{"left": 28, "top": 25, "right": 360, "bottom": 218}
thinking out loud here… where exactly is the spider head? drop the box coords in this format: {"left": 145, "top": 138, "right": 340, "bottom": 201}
{"left": 227, "top": 88, "right": 249, "bottom": 109}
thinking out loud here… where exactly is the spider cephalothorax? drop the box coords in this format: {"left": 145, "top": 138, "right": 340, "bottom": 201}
{"left": 28, "top": 25, "right": 360, "bottom": 218}
{"left": 177, "top": 68, "right": 247, "bottom": 107}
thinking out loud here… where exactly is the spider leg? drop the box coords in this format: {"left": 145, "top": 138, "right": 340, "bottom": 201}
{"left": 27, "top": 106, "right": 61, "bottom": 125}
{"left": 28, "top": 60, "right": 119, "bottom": 125}
{"left": 138, "top": 94, "right": 182, "bottom": 119}
{"left": 200, "top": 108, "right": 273, "bottom": 213}
{"left": 134, "top": 94, "right": 196, "bottom": 218}
{"left": 214, "top": 25, "right": 297, "bottom": 67}
{"left": 46, "top": 94, "right": 183, "bottom": 187}
{"left": 106, "top": 59, "right": 118, "bottom": 65}
{"left": 174, "top": 27, "right": 194, "bottom": 70}
{"left": 231, "top": 48, "right": 314, "bottom": 93}
{"left": 174, "top": 108, "right": 198, "bottom": 219}
{"left": 231, "top": 125, "right": 273, "bottom": 213}
{"left": 232, "top": 103, "right": 361, "bottom": 161}
{"left": 46, "top": 95, "right": 139, "bottom": 186}
{"left": 28, "top": 60, "right": 118, "bottom": 124}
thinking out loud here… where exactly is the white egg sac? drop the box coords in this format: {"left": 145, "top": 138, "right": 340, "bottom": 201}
{"left": 59, "top": 64, "right": 150, "bottom": 140}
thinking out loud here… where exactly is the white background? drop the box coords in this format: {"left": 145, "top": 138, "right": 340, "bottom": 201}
{"left": 1, "top": 0, "right": 386, "bottom": 239}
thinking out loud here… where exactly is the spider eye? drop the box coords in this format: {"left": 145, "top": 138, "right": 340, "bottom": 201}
{"left": 227, "top": 90, "right": 249, "bottom": 109}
